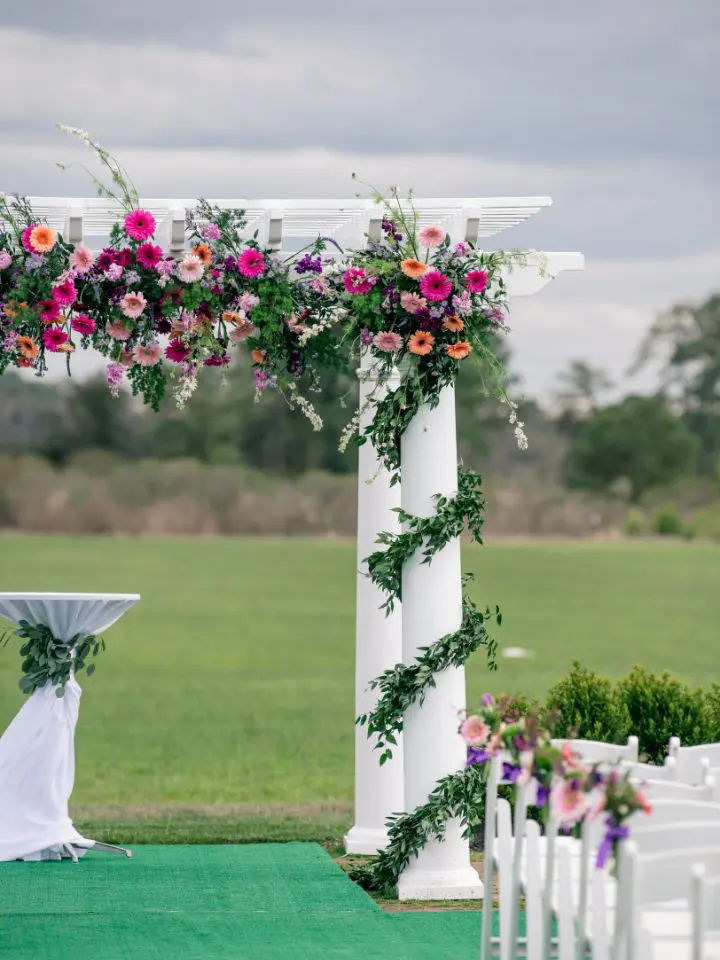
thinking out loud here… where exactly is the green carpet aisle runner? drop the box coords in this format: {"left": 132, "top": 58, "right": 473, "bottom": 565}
{"left": 0, "top": 844, "right": 510, "bottom": 960}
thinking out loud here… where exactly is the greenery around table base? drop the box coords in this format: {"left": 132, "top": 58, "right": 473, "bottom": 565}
{"left": 1, "top": 619, "right": 105, "bottom": 697}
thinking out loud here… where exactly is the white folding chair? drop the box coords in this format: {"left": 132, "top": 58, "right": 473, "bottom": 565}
{"left": 634, "top": 799, "right": 720, "bottom": 830}
{"left": 643, "top": 777, "right": 715, "bottom": 803}
{"left": 616, "top": 844, "right": 720, "bottom": 960}
{"left": 691, "top": 866, "right": 720, "bottom": 960}
{"left": 621, "top": 756, "right": 678, "bottom": 782}
{"left": 669, "top": 739, "right": 720, "bottom": 785}
{"left": 551, "top": 736, "right": 639, "bottom": 765}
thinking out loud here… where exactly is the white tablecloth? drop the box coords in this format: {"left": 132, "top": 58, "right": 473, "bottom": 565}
{"left": 0, "top": 593, "right": 139, "bottom": 861}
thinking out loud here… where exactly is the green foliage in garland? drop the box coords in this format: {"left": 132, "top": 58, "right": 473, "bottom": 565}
{"left": 351, "top": 764, "right": 489, "bottom": 895}
{"left": 1, "top": 619, "right": 106, "bottom": 697}
{"left": 367, "top": 467, "right": 487, "bottom": 611}
{"left": 359, "top": 580, "right": 500, "bottom": 763}
{"left": 358, "top": 466, "right": 500, "bottom": 763}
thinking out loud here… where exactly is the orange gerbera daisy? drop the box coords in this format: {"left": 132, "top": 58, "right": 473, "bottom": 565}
{"left": 447, "top": 341, "right": 472, "bottom": 360}
{"left": 443, "top": 315, "right": 465, "bottom": 332}
{"left": 401, "top": 258, "right": 429, "bottom": 279}
{"left": 408, "top": 331, "right": 435, "bottom": 355}
{"left": 193, "top": 243, "right": 213, "bottom": 267}
{"left": 3, "top": 300, "right": 28, "bottom": 319}
{"left": 222, "top": 310, "right": 244, "bottom": 325}
{"left": 56, "top": 343, "right": 75, "bottom": 354}
{"left": 251, "top": 348, "right": 267, "bottom": 364}
{"left": 16, "top": 336, "right": 39, "bottom": 360}
{"left": 15, "top": 356, "right": 34, "bottom": 368}
{"left": 29, "top": 225, "right": 57, "bottom": 254}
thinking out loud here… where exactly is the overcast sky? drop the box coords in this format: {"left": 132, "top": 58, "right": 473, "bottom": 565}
{"left": 1, "top": 0, "right": 718, "bottom": 399}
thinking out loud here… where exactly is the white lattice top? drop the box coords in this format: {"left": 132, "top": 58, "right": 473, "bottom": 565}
{"left": 20, "top": 196, "right": 552, "bottom": 250}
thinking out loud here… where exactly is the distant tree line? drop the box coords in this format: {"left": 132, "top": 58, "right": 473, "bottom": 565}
{"left": 0, "top": 293, "right": 718, "bottom": 505}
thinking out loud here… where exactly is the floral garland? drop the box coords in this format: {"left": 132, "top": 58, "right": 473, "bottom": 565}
{"left": 321, "top": 185, "right": 527, "bottom": 474}
{"left": 0, "top": 620, "right": 106, "bottom": 698}
{"left": 357, "top": 467, "right": 500, "bottom": 763}
{"left": 0, "top": 128, "right": 340, "bottom": 426}
{"left": 0, "top": 132, "right": 527, "bottom": 464}
{"left": 362, "top": 694, "right": 652, "bottom": 892}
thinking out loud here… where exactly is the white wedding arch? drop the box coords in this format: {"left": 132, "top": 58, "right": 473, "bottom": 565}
{"left": 0, "top": 193, "right": 582, "bottom": 899}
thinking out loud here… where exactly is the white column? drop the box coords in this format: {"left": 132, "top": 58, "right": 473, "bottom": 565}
{"left": 397, "top": 385, "right": 482, "bottom": 900}
{"left": 344, "top": 352, "right": 404, "bottom": 855}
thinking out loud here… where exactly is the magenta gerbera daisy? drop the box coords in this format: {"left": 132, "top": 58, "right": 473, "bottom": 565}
{"left": 343, "top": 267, "right": 376, "bottom": 295}
{"left": 51, "top": 278, "right": 77, "bottom": 307}
{"left": 466, "top": 269, "right": 488, "bottom": 294}
{"left": 71, "top": 314, "right": 97, "bottom": 336}
{"left": 165, "top": 339, "right": 191, "bottom": 363}
{"left": 38, "top": 299, "right": 61, "bottom": 325}
{"left": 136, "top": 243, "right": 163, "bottom": 269}
{"left": 42, "top": 328, "right": 69, "bottom": 352}
{"left": 237, "top": 249, "right": 266, "bottom": 278}
{"left": 96, "top": 249, "right": 116, "bottom": 272}
{"left": 124, "top": 209, "right": 157, "bottom": 242}
{"left": 419, "top": 270, "right": 452, "bottom": 302}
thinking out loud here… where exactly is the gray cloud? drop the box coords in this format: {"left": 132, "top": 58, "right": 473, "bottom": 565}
{"left": 1, "top": 1, "right": 718, "bottom": 395}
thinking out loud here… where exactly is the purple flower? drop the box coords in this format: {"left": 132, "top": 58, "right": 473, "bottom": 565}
{"left": 502, "top": 763, "right": 522, "bottom": 783}
{"left": 359, "top": 327, "right": 374, "bottom": 346}
{"left": 481, "top": 693, "right": 495, "bottom": 707}
{"left": 295, "top": 253, "right": 323, "bottom": 275}
{"left": 466, "top": 747, "right": 489, "bottom": 768}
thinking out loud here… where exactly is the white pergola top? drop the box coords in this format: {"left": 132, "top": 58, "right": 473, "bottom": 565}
{"left": 21, "top": 196, "right": 553, "bottom": 250}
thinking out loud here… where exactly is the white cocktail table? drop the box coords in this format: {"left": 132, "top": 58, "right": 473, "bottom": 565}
{"left": 0, "top": 593, "right": 139, "bottom": 862}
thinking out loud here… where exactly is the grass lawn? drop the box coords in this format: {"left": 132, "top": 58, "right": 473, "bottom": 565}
{"left": 1, "top": 534, "right": 718, "bottom": 843}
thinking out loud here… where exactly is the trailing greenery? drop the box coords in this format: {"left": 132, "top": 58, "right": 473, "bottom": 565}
{"left": 358, "top": 466, "right": 499, "bottom": 763}
{"left": 359, "top": 582, "right": 500, "bottom": 762}
{"left": 1, "top": 619, "right": 106, "bottom": 697}
{"left": 352, "top": 764, "right": 489, "bottom": 895}
{"left": 366, "top": 466, "right": 487, "bottom": 611}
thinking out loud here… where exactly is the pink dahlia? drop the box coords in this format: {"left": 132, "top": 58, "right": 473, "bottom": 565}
{"left": 373, "top": 331, "right": 403, "bottom": 353}
{"left": 419, "top": 225, "right": 446, "bottom": 249}
{"left": 165, "top": 339, "right": 191, "bottom": 363}
{"left": 466, "top": 269, "right": 488, "bottom": 294}
{"left": 42, "top": 328, "right": 69, "bottom": 352}
{"left": 107, "top": 321, "right": 132, "bottom": 341}
{"left": 419, "top": 270, "right": 452, "bottom": 302}
{"left": 400, "top": 291, "right": 427, "bottom": 314}
{"left": 136, "top": 243, "right": 163, "bottom": 269}
{"left": 124, "top": 209, "right": 156, "bottom": 242}
{"left": 238, "top": 291, "right": 260, "bottom": 312}
{"left": 120, "top": 291, "right": 147, "bottom": 319}
{"left": 0, "top": 251, "right": 12, "bottom": 270}
{"left": 454, "top": 241, "right": 471, "bottom": 258}
{"left": 237, "top": 248, "right": 266, "bottom": 279}
{"left": 460, "top": 715, "right": 490, "bottom": 747}
{"left": 38, "top": 299, "right": 61, "bottom": 325}
{"left": 343, "top": 267, "right": 376, "bottom": 295}
{"left": 550, "top": 778, "right": 589, "bottom": 829}
{"left": 71, "top": 314, "right": 97, "bottom": 336}
{"left": 133, "top": 342, "right": 162, "bottom": 367}
{"left": 177, "top": 255, "right": 204, "bottom": 284}
{"left": 51, "top": 278, "right": 77, "bottom": 307}
{"left": 69, "top": 245, "right": 94, "bottom": 274}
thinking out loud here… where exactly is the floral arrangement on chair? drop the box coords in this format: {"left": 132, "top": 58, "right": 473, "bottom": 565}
{"left": 461, "top": 694, "right": 652, "bottom": 869}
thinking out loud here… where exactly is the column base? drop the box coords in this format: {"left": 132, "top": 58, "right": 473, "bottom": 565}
{"left": 343, "top": 826, "right": 390, "bottom": 855}
{"left": 397, "top": 866, "right": 484, "bottom": 902}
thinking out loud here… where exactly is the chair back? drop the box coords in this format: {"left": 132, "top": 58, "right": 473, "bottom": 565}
{"left": 551, "top": 736, "right": 638, "bottom": 765}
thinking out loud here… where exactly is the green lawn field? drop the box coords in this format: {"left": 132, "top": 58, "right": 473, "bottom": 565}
{"left": 0, "top": 535, "right": 718, "bottom": 842}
